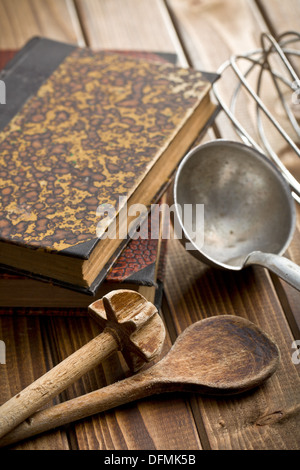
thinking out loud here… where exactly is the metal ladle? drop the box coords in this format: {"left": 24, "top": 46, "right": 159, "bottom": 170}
{"left": 173, "top": 140, "right": 300, "bottom": 291}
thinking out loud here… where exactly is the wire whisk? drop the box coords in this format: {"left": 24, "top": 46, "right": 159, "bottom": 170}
{"left": 213, "top": 31, "right": 300, "bottom": 202}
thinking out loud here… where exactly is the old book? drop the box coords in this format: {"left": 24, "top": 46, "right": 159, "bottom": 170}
{"left": 0, "top": 37, "right": 217, "bottom": 293}
{"left": 0, "top": 200, "right": 168, "bottom": 309}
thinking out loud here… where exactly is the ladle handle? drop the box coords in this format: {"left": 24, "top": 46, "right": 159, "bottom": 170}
{"left": 245, "top": 251, "right": 300, "bottom": 291}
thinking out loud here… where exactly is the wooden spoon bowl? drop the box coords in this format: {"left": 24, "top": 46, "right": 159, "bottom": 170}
{"left": 153, "top": 314, "right": 280, "bottom": 395}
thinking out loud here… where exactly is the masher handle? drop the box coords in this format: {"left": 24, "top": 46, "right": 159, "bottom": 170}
{"left": 0, "top": 330, "right": 118, "bottom": 440}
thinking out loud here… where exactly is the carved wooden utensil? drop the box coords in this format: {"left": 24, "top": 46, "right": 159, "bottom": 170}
{"left": 0, "top": 315, "right": 279, "bottom": 448}
{"left": 0, "top": 290, "right": 166, "bottom": 440}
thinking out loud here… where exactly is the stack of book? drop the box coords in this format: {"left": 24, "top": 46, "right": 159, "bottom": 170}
{"left": 0, "top": 38, "right": 218, "bottom": 312}
{"left": 0, "top": 198, "right": 168, "bottom": 309}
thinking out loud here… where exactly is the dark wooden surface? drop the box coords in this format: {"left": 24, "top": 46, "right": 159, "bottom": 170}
{"left": 0, "top": 0, "right": 299, "bottom": 450}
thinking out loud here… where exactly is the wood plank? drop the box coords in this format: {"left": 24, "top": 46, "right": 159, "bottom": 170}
{"left": 165, "top": 0, "right": 270, "bottom": 141}
{"left": 0, "top": 316, "right": 70, "bottom": 449}
{"left": 273, "top": 206, "right": 300, "bottom": 335}
{"left": 0, "top": 0, "right": 85, "bottom": 48}
{"left": 75, "top": 0, "right": 187, "bottom": 64}
{"left": 164, "top": 235, "right": 300, "bottom": 450}
{"left": 256, "top": 0, "right": 300, "bottom": 36}
{"left": 166, "top": 0, "right": 266, "bottom": 71}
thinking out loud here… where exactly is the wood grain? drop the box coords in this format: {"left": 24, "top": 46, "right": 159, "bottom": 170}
{"left": 0, "top": 316, "right": 70, "bottom": 449}
{"left": 166, "top": 0, "right": 268, "bottom": 142}
{"left": 75, "top": 0, "right": 187, "bottom": 63}
{"left": 256, "top": 0, "right": 300, "bottom": 36}
{"left": 273, "top": 204, "right": 300, "bottom": 334}
{"left": 0, "top": 0, "right": 85, "bottom": 48}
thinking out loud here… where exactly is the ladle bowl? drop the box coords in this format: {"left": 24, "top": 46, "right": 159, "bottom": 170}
{"left": 173, "top": 140, "right": 300, "bottom": 290}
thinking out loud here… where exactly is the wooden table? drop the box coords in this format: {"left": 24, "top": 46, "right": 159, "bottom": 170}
{"left": 0, "top": 0, "right": 299, "bottom": 451}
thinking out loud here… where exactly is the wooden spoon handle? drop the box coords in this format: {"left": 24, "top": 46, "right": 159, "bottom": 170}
{"left": 0, "top": 330, "right": 118, "bottom": 440}
{"left": 0, "top": 368, "right": 162, "bottom": 448}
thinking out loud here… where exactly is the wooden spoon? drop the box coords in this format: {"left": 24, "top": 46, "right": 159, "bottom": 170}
{"left": 0, "top": 315, "right": 279, "bottom": 447}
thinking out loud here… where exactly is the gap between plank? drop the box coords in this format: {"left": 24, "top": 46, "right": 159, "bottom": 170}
{"left": 40, "top": 316, "right": 80, "bottom": 450}
{"left": 269, "top": 273, "right": 300, "bottom": 340}
{"left": 161, "top": 292, "right": 211, "bottom": 450}
{"left": 159, "top": 0, "right": 190, "bottom": 67}
{"left": 72, "top": 0, "right": 89, "bottom": 47}
{"left": 254, "top": 0, "right": 278, "bottom": 38}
